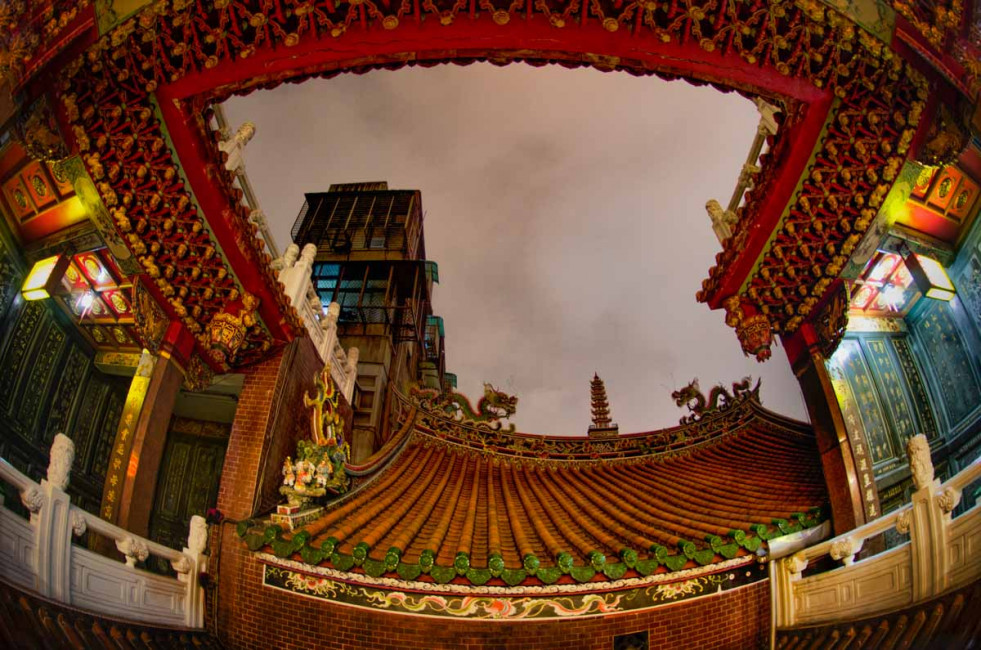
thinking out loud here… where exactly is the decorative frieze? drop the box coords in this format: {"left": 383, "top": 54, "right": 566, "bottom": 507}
{"left": 261, "top": 557, "right": 765, "bottom": 620}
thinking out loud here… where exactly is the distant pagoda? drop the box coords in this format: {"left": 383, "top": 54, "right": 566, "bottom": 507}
{"left": 588, "top": 373, "right": 619, "bottom": 438}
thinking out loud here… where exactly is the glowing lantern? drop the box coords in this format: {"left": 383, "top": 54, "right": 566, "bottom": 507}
{"left": 207, "top": 312, "right": 247, "bottom": 362}
{"left": 21, "top": 254, "right": 70, "bottom": 301}
{"left": 868, "top": 253, "right": 899, "bottom": 284}
{"left": 905, "top": 253, "right": 956, "bottom": 302}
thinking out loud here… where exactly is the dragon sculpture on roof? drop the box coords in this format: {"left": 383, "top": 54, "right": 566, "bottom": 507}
{"left": 411, "top": 383, "right": 518, "bottom": 432}
{"left": 672, "top": 377, "right": 759, "bottom": 425}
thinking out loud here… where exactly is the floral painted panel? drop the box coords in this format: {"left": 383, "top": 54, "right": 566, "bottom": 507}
{"left": 911, "top": 301, "right": 981, "bottom": 429}
{"left": 262, "top": 558, "right": 767, "bottom": 620}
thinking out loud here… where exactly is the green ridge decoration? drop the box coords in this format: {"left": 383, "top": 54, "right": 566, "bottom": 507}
{"left": 466, "top": 568, "right": 491, "bottom": 585}
{"left": 397, "top": 563, "right": 422, "bottom": 581}
{"left": 236, "top": 513, "right": 824, "bottom": 587}
{"left": 536, "top": 567, "right": 562, "bottom": 584}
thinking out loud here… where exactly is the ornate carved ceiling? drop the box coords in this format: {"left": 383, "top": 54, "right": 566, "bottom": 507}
{"left": 2, "top": 0, "right": 976, "bottom": 366}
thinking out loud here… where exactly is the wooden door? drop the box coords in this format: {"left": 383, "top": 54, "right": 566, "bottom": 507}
{"left": 149, "top": 419, "right": 229, "bottom": 557}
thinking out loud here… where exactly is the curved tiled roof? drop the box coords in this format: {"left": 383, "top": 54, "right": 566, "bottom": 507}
{"left": 242, "top": 389, "right": 828, "bottom": 587}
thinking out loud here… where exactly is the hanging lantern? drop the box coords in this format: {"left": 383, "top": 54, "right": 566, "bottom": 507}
{"left": 207, "top": 312, "right": 247, "bottom": 363}
{"left": 21, "top": 254, "right": 71, "bottom": 301}
{"left": 904, "top": 252, "right": 956, "bottom": 301}
{"left": 205, "top": 293, "right": 259, "bottom": 364}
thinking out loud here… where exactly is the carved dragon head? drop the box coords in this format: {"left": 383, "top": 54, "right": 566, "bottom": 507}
{"left": 482, "top": 383, "right": 518, "bottom": 418}
{"left": 671, "top": 379, "right": 702, "bottom": 410}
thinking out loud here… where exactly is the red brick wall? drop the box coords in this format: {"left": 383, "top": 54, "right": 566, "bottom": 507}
{"left": 212, "top": 541, "right": 770, "bottom": 649}
{"left": 254, "top": 339, "right": 324, "bottom": 515}
{"left": 218, "top": 336, "right": 348, "bottom": 519}
{"left": 214, "top": 339, "right": 770, "bottom": 648}
{"left": 216, "top": 346, "right": 286, "bottom": 521}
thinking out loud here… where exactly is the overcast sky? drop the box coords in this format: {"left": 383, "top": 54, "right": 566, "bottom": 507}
{"left": 223, "top": 64, "right": 809, "bottom": 435}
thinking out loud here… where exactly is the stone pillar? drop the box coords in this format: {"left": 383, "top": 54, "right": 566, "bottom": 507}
{"left": 905, "top": 434, "right": 958, "bottom": 601}
{"left": 100, "top": 350, "right": 156, "bottom": 526}
{"left": 783, "top": 324, "right": 869, "bottom": 535}
{"left": 343, "top": 347, "right": 359, "bottom": 402}
{"left": 320, "top": 302, "right": 340, "bottom": 361}
{"left": 34, "top": 434, "right": 75, "bottom": 601}
{"left": 102, "top": 322, "right": 192, "bottom": 536}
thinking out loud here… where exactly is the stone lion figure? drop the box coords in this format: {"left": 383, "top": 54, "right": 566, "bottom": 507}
{"left": 906, "top": 434, "right": 933, "bottom": 491}
{"left": 705, "top": 199, "right": 738, "bottom": 243}
{"left": 47, "top": 433, "right": 75, "bottom": 490}
{"left": 188, "top": 515, "right": 209, "bottom": 555}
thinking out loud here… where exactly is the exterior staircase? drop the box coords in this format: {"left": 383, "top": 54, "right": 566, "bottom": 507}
{"left": 0, "top": 578, "right": 219, "bottom": 650}
{"left": 770, "top": 434, "right": 981, "bottom": 650}
{"left": 774, "top": 577, "right": 981, "bottom": 649}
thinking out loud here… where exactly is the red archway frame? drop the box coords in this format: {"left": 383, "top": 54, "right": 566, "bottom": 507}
{"left": 51, "top": 0, "right": 928, "bottom": 372}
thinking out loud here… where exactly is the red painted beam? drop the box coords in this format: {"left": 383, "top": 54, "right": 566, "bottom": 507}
{"left": 17, "top": 3, "right": 99, "bottom": 99}
{"left": 164, "top": 20, "right": 825, "bottom": 104}
{"left": 707, "top": 90, "right": 835, "bottom": 309}
{"left": 154, "top": 90, "right": 296, "bottom": 345}
{"left": 152, "top": 16, "right": 831, "bottom": 329}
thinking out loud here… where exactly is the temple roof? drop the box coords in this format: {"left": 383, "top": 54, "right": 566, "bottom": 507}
{"left": 243, "top": 386, "right": 828, "bottom": 588}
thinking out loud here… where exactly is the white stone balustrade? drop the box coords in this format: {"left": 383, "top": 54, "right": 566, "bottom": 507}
{"left": 705, "top": 98, "right": 781, "bottom": 246}
{"left": 275, "top": 243, "right": 359, "bottom": 402}
{"left": 0, "top": 434, "right": 207, "bottom": 628}
{"left": 217, "top": 121, "right": 255, "bottom": 175}
{"left": 213, "top": 107, "right": 280, "bottom": 259}
{"left": 770, "top": 434, "right": 981, "bottom": 633}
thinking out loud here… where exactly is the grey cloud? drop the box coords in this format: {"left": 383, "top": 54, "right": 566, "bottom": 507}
{"left": 224, "top": 63, "right": 808, "bottom": 436}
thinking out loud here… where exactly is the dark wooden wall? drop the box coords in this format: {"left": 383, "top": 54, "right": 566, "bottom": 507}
{"left": 0, "top": 229, "right": 128, "bottom": 514}
{"left": 828, "top": 215, "right": 981, "bottom": 513}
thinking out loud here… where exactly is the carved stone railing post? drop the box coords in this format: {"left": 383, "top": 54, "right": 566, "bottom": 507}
{"left": 178, "top": 515, "right": 208, "bottom": 628}
{"left": 343, "top": 347, "right": 359, "bottom": 403}
{"left": 906, "top": 434, "right": 950, "bottom": 601}
{"left": 217, "top": 121, "right": 255, "bottom": 174}
{"left": 34, "top": 433, "right": 74, "bottom": 602}
{"left": 274, "top": 246, "right": 359, "bottom": 398}
{"left": 772, "top": 551, "right": 808, "bottom": 628}
{"left": 705, "top": 199, "right": 738, "bottom": 245}
{"left": 115, "top": 535, "right": 150, "bottom": 567}
{"left": 829, "top": 536, "right": 863, "bottom": 566}
{"left": 276, "top": 243, "right": 308, "bottom": 309}
{"left": 321, "top": 301, "right": 340, "bottom": 362}
{"left": 248, "top": 208, "right": 280, "bottom": 260}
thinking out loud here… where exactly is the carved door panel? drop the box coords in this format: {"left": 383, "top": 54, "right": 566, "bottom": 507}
{"left": 149, "top": 427, "right": 227, "bottom": 555}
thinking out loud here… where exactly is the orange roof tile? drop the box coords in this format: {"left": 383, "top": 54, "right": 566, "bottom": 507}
{"left": 243, "top": 389, "right": 828, "bottom": 587}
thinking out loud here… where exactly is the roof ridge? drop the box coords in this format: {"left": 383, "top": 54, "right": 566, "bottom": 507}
{"left": 399, "top": 389, "right": 812, "bottom": 462}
